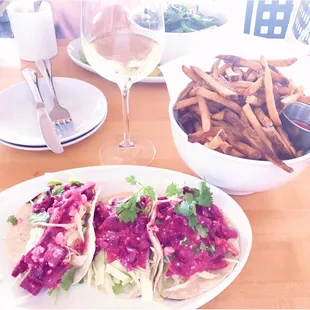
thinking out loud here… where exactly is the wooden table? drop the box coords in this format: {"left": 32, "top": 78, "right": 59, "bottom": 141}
{"left": 1, "top": 39, "right": 310, "bottom": 308}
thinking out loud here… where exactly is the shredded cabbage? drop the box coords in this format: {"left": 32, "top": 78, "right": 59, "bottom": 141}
{"left": 139, "top": 263, "right": 153, "bottom": 302}
{"left": 74, "top": 213, "right": 84, "bottom": 243}
{"left": 25, "top": 227, "right": 44, "bottom": 252}
{"left": 198, "top": 271, "right": 218, "bottom": 279}
{"left": 93, "top": 251, "right": 106, "bottom": 288}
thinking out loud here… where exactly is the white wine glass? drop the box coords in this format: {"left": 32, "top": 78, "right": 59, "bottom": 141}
{"left": 81, "top": 0, "right": 165, "bottom": 165}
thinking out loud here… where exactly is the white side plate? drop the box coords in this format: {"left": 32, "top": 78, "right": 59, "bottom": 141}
{"left": 0, "top": 116, "right": 105, "bottom": 151}
{"left": 0, "top": 165, "right": 252, "bottom": 309}
{"left": 0, "top": 78, "right": 108, "bottom": 146}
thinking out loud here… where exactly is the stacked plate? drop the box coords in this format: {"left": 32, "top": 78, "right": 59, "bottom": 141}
{"left": 0, "top": 78, "right": 108, "bottom": 151}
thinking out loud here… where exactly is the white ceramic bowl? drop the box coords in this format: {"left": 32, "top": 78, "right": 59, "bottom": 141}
{"left": 169, "top": 105, "right": 310, "bottom": 196}
{"left": 160, "top": 5, "right": 229, "bottom": 64}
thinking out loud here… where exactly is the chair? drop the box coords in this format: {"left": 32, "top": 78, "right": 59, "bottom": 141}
{"left": 244, "top": 0, "right": 295, "bottom": 38}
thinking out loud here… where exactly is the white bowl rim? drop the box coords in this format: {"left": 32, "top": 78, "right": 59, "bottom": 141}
{"left": 169, "top": 100, "right": 310, "bottom": 166}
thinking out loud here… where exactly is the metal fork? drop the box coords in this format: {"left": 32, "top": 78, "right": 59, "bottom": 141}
{"left": 35, "top": 59, "right": 75, "bottom": 138}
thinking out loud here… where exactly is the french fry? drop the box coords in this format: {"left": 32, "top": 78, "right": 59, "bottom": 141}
{"left": 196, "top": 87, "right": 242, "bottom": 114}
{"left": 216, "top": 55, "right": 262, "bottom": 72}
{"left": 211, "top": 109, "right": 230, "bottom": 121}
{"left": 204, "top": 129, "right": 227, "bottom": 149}
{"left": 299, "top": 95, "right": 310, "bottom": 104}
{"left": 261, "top": 55, "right": 282, "bottom": 126}
{"left": 179, "top": 112, "right": 200, "bottom": 124}
{"left": 211, "top": 59, "right": 221, "bottom": 78}
{"left": 254, "top": 108, "right": 294, "bottom": 158}
{"left": 253, "top": 108, "right": 273, "bottom": 127}
{"left": 218, "top": 142, "right": 246, "bottom": 158}
{"left": 246, "top": 95, "right": 265, "bottom": 106}
{"left": 232, "top": 66, "right": 243, "bottom": 80}
{"left": 188, "top": 104, "right": 201, "bottom": 115}
{"left": 191, "top": 66, "right": 238, "bottom": 99}
{"left": 197, "top": 95, "right": 211, "bottom": 132}
{"left": 281, "top": 86, "right": 304, "bottom": 106}
{"left": 218, "top": 62, "right": 231, "bottom": 76}
{"left": 188, "top": 127, "right": 224, "bottom": 144}
{"left": 240, "top": 110, "right": 252, "bottom": 127}
{"left": 225, "top": 67, "right": 240, "bottom": 82}
{"left": 230, "top": 141, "right": 263, "bottom": 160}
{"left": 231, "top": 81, "right": 253, "bottom": 88}
{"left": 276, "top": 126, "right": 297, "bottom": 157}
{"left": 188, "top": 82, "right": 204, "bottom": 97}
{"left": 296, "top": 150, "right": 305, "bottom": 157}
{"left": 182, "top": 65, "right": 201, "bottom": 83}
{"left": 211, "top": 119, "right": 246, "bottom": 140}
{"left": 174, "top": 97, "right": 198, "bottom": 110}
{"left": 216, "top": 76, "right": 239, "bottom": 93}
{"left": 224, "top": 110, "right": 293, "bottom": 172}
{"left": 194, "top": 120, "right": 202, "bottom": 132}
{"left": 244, "top": 77, "right": 264, "bottom": 97}
{"left": 177, "top": 81, "right": 195, "bottom": 101}
{"left": 251, "top": 58, "right": 297, "bottom": 67}
{"left": 270, "top": 69, "right": 290, "bottom": 86}
{"left": 277, "top": 84, "right": 294, "bottom": 96}
{"left": 246, "top": 71, "right": 257, "bottom": 82}
{"left": 242, "top": 103, "right": 275, "bottom": 152}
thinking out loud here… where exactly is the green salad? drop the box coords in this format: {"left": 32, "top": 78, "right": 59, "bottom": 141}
{"left": 136, "top": 4, "right": 223, "bottom": 33}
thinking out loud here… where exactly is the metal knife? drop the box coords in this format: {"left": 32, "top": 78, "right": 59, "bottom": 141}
{"left": 22, "top": 68, "right": 64, "bottom": 154}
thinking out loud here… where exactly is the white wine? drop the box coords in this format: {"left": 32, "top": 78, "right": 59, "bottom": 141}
{"left": 83, "top": 33, "right": 162, "bottom": 85}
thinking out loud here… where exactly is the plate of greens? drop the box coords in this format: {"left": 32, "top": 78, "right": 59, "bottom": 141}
{"left": 136, "top": 4, "right": 223, "bottom": 33}
{"left": 67, "top": 38, "right": 165, "bottom": 84}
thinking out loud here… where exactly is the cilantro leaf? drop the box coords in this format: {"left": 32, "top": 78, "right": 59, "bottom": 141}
{"left": 116, "top": 194, "right": 139, "bottom": 223}
{"left": 112, "top": 282, "right": 123, "bottom": 295}
{"left": 7, "top": 215, "right": 17, "bottom": 225}
{"left": 184, "top": 193, "right": 194, "bottom": 203}
{"left": 180, "top": 237, "right": 188, "bottom": 245}
{"left": 28, "top": 211, "right": 50, "bottom": 224}
{"left": 195, "top": 224, "right": 209, "bottom": 238}
{"left": 125, "top": 175, "right": 137, "bottom": 185}
{"left": 70, "top": 180, "right": 83, "bottom": 186}
{"left": 175, "top": 201, "right": 193, "bottom": 217}
{"left": 200, "top": 242, "right": 207, "bottom": 251}
{"left": 143, "top": 185, "right": 156, "bottom": 201}
{"left": 207, "top": 245, "right": 216, "bottom": 254}
{"left": 198, "top": 181, "right": 213, "bottom": 207}
{"left": 166, "top": 183, "right": 183, "bottom": 197}
{"left": 48, "top": 181, "right": 62, "bottom": 185}
{"left": 188, "top": 214, "right": 198, "bottom": 227}
{"left": 60, "top": 268, "right": 75, "bottom": 291}
{"left": 52, "top": 185, "right": 64, "bottom": 196}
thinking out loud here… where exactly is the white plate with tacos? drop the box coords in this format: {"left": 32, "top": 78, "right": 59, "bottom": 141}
{"left": 0, "top": 165, "right": 252, "bottom": 309}
{"left": 67, "top": 38, "right": 165, "bottom": 84}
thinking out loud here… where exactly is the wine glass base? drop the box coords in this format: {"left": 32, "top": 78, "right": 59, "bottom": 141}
{"left": 99, "top": 135, "right": 156, "bottom": 166}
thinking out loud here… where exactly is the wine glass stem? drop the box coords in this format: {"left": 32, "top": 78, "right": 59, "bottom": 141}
{"left": 119, "top": 84, "right": 134, "bottom": 148}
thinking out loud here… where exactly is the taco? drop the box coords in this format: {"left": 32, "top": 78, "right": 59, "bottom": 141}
{"left": 7, "top": 180, "right": 100, "bottom": 296}
{"left": 149, "top": 182, "right": 240, "bottom": 300}
{"left": 87, "top": 181, "right": 160, "bottom": 301}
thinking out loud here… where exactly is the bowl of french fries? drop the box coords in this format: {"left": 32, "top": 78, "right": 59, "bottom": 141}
{"left": 163, "top": 54, "right": 310, "bottom": 195}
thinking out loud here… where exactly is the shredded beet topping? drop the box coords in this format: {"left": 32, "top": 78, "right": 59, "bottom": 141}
{"left": 154, "top": 200, "right": 238, "bottom": 279}
{"left": 94, "top": 200, "right": 151, "bottom": 271}
{"left": 12, "top": 182, "right": 96, "bottom": 296}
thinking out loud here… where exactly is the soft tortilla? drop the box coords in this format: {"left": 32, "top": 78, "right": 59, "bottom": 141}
{"left": 149, "top": 204, "right": 240, "bottom": 300}
{"left": 6, "top": 188, "right": 99, "bottom": 286}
